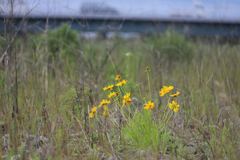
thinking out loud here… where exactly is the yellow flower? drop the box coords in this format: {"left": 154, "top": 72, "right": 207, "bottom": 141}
{"left": 159, "top": 86, "right": 174, "bottom": 96}
{"left": 89, "top": 112, "right": 94, "bottom": 118}
{"left": 121, "top": 80, "right": 127, "bottom": 85}
{"left": 103, "top": 106, "right": 108, "bottom": 116}
{"left": 170, "top": 91, "right": 180, "bottom": 97}
{"left": 98, "top": 99, "right": 111, "bottom": 108}
{"left": 143, "top": 101, "right": 155, "bottom": 110}
{"left": 91, "top": 107, "right": 97, "bottom": 112}
{"left": 126, "top": 97, "right": 132, "bottom": 104}
{"left": 108, "top": 92, "right": 117, "bottom": 98}
{"left": 116, "top": 80, "right": 128, "bottom": 86}
{"left": 103, "top": 85, "right": 114, "bottom": 91}
{"left": 122, "top": 100, "right": 126, "bottom": 107}
{"left": 159, "top": 86, "right": 168, "bottom": 96}
{"left": 89, "top": 107, "right": 97, "bottom": 118}
{"left": 109, "top": 85, "right": 114, "bottom": 90}
{"left": 169, "top": 100, "right": 180, "bottom": 112}
{"left": 115, "top": 75, "right": 121, "bottom": 82}
{"left": 122, "top": 93, "right": 132, "bottom": 107}
{"left": 124, "top": 93, "right": 130, "bottom": 99}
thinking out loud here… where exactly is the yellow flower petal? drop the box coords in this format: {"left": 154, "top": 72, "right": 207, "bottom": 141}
{"left": 126, "top": 97, "right": 132, "bottom": 104}
{"left": 116, "top": 82, "right": 122, "bottom": 86}
{"left": 170, "top": 91, "right": 180, "bottom": 97}
{"left": 173, "top": 107, "right": 179, "bottom": 112}
{"left": 168, "top": 86, "right": 174, "bottom": 92}
{"left": 121, "top": 80, "right": 127, "bottom": 85}
{"left": 144, "top": 106, "right": 150, "bottom": 110}
{"left": 108, "top": 85, "right": 114, "bottom": 90}
{"left": 91, "top": 107, "right": 97, "bottom": 112}
{"left": 103, "top": 106, "right": 108, "bottom": 116}
{"left": 169, "top": 103, "right": 173, "bottom": 109}
{"left": 122, "top": 100, "right": 126, "bottom": 107}
{"left": 89, "top": 112, "right": 94, "bottom": 118}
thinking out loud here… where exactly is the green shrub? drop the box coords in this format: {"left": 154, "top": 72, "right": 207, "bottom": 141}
{"left": 30, "top": 23, "right": 81, "bottom": 65}
{"left": 148, "top": 31, "right": 195, "bottom": 62}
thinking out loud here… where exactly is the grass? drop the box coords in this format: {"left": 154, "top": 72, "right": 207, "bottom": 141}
{"left": 0, "top": 26, "right": 240, "bottom": 159}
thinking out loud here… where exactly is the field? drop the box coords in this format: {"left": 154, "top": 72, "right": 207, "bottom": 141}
{"left": 0, "top": 24, "right": 240, "bottom": 160}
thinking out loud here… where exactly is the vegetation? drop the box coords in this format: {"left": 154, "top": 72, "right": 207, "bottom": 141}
{"left": 0, "top": 24, "right": 240, "bottom": 159}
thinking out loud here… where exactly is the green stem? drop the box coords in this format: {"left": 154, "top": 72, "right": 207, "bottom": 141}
{"left": 165, "top": 111, "right": 173, "bottom": 124}
{"left": 161, "top": 95, "right": 171, "bottom": 124}
{"left": 137, "top": 84, "right": 143, "bottom": 102}
{"left": 147, "top": 71, "right": 151, "bottom": 101}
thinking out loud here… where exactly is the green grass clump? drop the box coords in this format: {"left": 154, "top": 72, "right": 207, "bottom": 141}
{"left": 148, "top": 31, "right": 196, "bottom": 63}
{"left": 30, "top": 23, "right": 81, "bottom": 67}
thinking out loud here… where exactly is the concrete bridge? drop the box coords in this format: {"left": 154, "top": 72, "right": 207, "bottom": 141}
{"left": 1, "top": 0, "right": 240, "bottom": 37}
{"left": 1, "top": 17, "right": 240, "bottom": 37}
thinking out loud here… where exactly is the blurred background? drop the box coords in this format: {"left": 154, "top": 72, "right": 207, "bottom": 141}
{"left": 1, "top": 0, "right": 240, "bottom": 37}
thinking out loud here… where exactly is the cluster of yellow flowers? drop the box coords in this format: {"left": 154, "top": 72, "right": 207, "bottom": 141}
{"left": 159, "top": 85, "right": 180, "bottom": 112}
{"left": 143, "top": 86, "right": 180, "bottom": 112}
{"left": 89, "top": 74, "right": 132, "bottom": 118}
{"left": 89, "top": 67, "right": 181, "bottom": 118}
